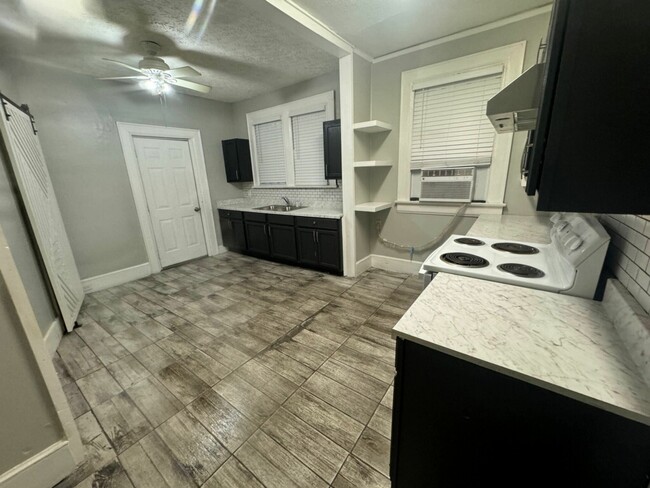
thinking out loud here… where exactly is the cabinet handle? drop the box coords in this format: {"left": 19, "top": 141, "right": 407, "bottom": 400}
{"left": 235, "top": 169, "right": 239, "bottom": 180}
{"left": 312, "top": 230, "right": 316, "bottom": 243}
{"left": 266, "top": 224, "right": 270, "bottom": 237}
{"left": 315, "top": 231, "right": 319, "bottom": 244}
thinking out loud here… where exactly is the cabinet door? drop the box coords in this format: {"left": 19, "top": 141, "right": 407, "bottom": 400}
{"left": 297, "top": 228, "right": 319, "bottom": 266}
{"left": 245, "top": 221, "right": 270, "bottom": 255}
{"left": 220, "top": 216, "right": 236, "bottom": 249}
{"left": 269, "top": 224, "right": 297, "bottom": 262}
{"left": 235, "top": 139, "right": 253, "bottom": 182}
{"left": 316, "top": 229, "right": 341, "bottom": 272}
{"left": 222, "top": 139, "right": 240, "bottom": 182}
{"left": 323, "top": 120, "right": 341, "bottom": 180}
{"left": 231, "top": 219, "right": 247, "bottom": 251}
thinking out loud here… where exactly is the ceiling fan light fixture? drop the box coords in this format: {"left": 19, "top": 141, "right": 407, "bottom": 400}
{"left": 139, "top": 78, "right": 171, "bottom": 96}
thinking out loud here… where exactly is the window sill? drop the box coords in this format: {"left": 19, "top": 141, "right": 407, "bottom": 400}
{"left": 395, "top": 200, "right": 505, "bottom": 216}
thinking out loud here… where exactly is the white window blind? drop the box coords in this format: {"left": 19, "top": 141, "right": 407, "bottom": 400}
{"left": 410, "top": 72, "right": 503, "bottom": 170}
{"left": 254, "top": 120, "right": 286, "bottom": 185}
{"left": 291, "top": 110, "right": 327, "bottom": 186}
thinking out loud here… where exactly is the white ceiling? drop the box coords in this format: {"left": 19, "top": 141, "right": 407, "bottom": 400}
{"left": 293, "top": 0, "right": 552, "bottom": 58}
{"left": 0, "top": 0, "right": 552, "bottom": 102}
{"left": 0, "top": 0, "right": 339, "bottom": 102}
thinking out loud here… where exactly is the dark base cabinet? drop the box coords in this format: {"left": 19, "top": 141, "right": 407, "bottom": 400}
{"left": 218, "top": 210, "right": 246, "bottom": 251}
{"left": 391, "top": 338, "right": 650, "bottom": 488}
{"left": 218, "top": 210, "right": 342, "bottom": 274}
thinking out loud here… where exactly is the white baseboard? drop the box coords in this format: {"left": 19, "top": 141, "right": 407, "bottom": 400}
{"left": 44, "top": 318, "right": 63, "bottom": 356}
{"left": 81, "top": 262, "right": 151, "bottom": 293}
{"left": 0, "top": 441, "right": 76, "bottom": 488}
{"left": 356, "top": 254, "right": 423, "bottom": 276}
{"left": 355, "top": 255, "right": 372, "bottom": 275}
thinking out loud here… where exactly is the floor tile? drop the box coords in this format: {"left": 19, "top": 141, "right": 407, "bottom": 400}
{"left": 352, "top": 427, "right": 391, "bottom": 477}
{"left": 119, "top": 443, "right": 170, "bottom": 488}
{"left": 125, "top": 377, "right": 183, "bottom": 427}
{"left": 107, "top": 355, "right": 150, "bottom": 389}
{"left": 76, "top": 368, "right": 123, "bottom": 407}
{"left": 233, "top": 358, "right": 299, "bottom": 404}
{"left": 368, "top": 404, "right": 392, "bottom": 439}
{"left": 155, "top": 362, "right": 209, "bottom": 405}
{"left": 131, "top": 318, "right": 173, "bottom": 342}
{"left": 94, "top": 392, "right": 152, "bottom": 453}
{"left": 254, "top": 349, "right": 314, "bottom": 385}
{"left": 113, "top": 326, "right": 153, "bottom": 354}
{"left": 75, "top": 319, "right": 130, "bottom": 366}
{"left": 177, "top": 349, "right": 230, "bottom": 386}
{"left": 133, "top": 344, "right": 175, "bottom": 374}
{"left": 318, "top": 358, "right": 390, "bottom": 403}
{"left": 332, "top": 455, "right": 390, "bottom": 488}
{"left": 62, "top": 382, "right": 90, "bottom": 418}
{"left": 57, "top": 332, "right": 102, "bottom": 380}
{"left": 203, "top": 456, "right": 264, "bottom": 488}
{"left": 261, "top": 407, "right": 348, "bottom": 484}
{"left": 187, "top": 389, "right": 257, "bottom": 453}
{"left": 213, "top": 374, "right": 279, "bottom": 425}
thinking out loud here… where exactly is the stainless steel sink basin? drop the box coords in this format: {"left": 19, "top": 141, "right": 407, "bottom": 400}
{"left": 253, "top": 205, "right": 306, "bottom": 212}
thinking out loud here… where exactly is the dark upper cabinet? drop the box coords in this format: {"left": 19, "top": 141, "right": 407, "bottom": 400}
{"left": 222, "top": 139, "right": 253, "bottom": 183}
{"left": 526, "top": 0, "right": 650, "bottom": 213}
{"left": 323, "top": 120, "right": 341, "bottom": 180}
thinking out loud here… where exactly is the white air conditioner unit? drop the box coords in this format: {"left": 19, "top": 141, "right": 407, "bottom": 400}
{"left": 420, "top": 167, "right": 475, "bottom": 202}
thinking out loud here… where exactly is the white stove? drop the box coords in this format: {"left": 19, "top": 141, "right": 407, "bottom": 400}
{"left": 420, "top": 213, "right": 611, "bottom": 299}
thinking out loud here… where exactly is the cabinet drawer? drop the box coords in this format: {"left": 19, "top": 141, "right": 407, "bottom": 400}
{"left": 243, "top": 212, "right": 267, "bottom": 222}
{"left": 267, "top": 214, "right": 295, "bottom": 226}
{"left": 296, "top": 216, "right": 339, "bottom": 230}
{"left": 218, "top": 209, "right": 243, "bottom": 220}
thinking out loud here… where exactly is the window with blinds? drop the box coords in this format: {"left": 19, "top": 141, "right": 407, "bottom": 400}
{"left": 410, "top": 72, "right": 503, "bottom": 170}
{"left": 254, "top": 120, "right": 286, "bottom": 186}
{"left": 292, "top": 110, "right": 327, "bottom": 186}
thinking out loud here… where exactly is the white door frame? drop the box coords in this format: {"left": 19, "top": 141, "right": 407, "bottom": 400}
{"left": 117, "top": 122, "right": 219, "bottom": 273}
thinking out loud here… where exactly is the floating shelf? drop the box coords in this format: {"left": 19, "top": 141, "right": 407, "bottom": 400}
{"left": 353, "top": 120, "right": 393, "bottom": 133}
{"left": 353, "top": 160, "right": 393, "bottom": 168}
{"left": 355, "top": 202, "right": 393, "bottom": 213}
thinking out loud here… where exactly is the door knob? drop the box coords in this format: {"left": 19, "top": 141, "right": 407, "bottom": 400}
{"left": 194, "top": 207, "right": 201, "bottom": 212}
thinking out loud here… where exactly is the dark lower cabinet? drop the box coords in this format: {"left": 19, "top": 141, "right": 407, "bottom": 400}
{"left": 391, "top": 338, "right": 650, "bottom": 488}
{"left": 218, "top": 210, "right": 246, "bottom": 251}
{"left": 269, "top": 224, "right": 297, "bottom": 262}
{"left": 244, "top": 220, "right": 270, "bottom": 256}
{"left": 219, "top": 210, "right": 342, "bottom": 274}
{"left": 296, "top": 228, "right": 319, "bottom": 266}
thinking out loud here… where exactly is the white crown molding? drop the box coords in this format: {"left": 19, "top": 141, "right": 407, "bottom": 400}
{"left": 373, "top": 4, "right": 553, "bottom": 63}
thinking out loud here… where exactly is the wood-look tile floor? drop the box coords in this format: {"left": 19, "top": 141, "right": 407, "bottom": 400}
{"left": 53, "top": 253, "right": 421, "bottom": 488}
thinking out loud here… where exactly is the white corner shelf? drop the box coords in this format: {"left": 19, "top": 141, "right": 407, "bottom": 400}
{"left": 353, "top": 120, "right": 393, "bottom": 133}
{"left": 355, "top": 202, "right": 393, "bottom": 213}
{"left": 353, "top": 160, "right": 393, "bottom": 168}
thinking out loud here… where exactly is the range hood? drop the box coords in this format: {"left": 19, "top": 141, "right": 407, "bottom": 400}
{"left": 486, "top": 63, "right": 545, "bottom": 133}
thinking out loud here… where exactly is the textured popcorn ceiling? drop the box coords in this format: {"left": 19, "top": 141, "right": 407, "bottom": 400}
{"left": 0, "top": 0, "right": 339, "bottom": 102}
{"left": 293, "top": 0, "right": 552, "bottom": 58}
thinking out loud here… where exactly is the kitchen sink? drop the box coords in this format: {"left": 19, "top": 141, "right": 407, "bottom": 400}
{"left": 253, "top": 205, "right": 307, "bottom": 212}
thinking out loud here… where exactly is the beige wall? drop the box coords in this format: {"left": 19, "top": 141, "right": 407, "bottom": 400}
{"left": 367, "top": 12, "right": 551, "bottom": 262}
{"left": 231, "top": 70, "right": 340, "bottom": 139}
{"left": 0, "top": 66, "right": 57, "bottom": 335}
{"left": 10, "top": 62, "right": 244, "bottom": 279}
{"left": 0, "top": 270, "right": 62, "bottom": 474}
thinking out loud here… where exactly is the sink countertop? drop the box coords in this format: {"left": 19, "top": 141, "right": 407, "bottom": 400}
{"left": 217, "top": 198, "right": 343, "bottom": 219}
{"left": 393, "top": 214, "right": 650, "bottom": 425}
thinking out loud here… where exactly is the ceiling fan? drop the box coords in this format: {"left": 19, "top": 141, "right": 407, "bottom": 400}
{"left": 98, "top": 41, "right": 211, "bottom": 95}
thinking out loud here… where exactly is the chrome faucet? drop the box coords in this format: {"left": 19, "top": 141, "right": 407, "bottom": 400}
{"left": 281, "top": 196, "right": 292, "bottom": 206}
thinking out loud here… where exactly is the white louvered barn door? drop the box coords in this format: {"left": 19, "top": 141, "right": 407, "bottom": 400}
{"left": 0, "top": 99, "right": 84, "bottom": 332}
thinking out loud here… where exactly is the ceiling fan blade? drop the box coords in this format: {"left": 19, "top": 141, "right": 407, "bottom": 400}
{"left": 165, "top": 66, "right": 201, "bottom": 78}
{"left": 97, "top": 76, "right": 148, "bottom": 80}
{"left": 171, "top": 79, "right": 211, "bottom": 94}
{"left": 102, "top": 58, "right": 144, "bottom": 74}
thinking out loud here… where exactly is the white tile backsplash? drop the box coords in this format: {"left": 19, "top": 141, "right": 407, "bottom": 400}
{"left": 600, "top": 215, "right": 650, "bottom": 313}
{"left": 245, "top": 186, "right": 342, "bottom": 205}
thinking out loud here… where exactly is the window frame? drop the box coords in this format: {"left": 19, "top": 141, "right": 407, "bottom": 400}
{"left": 247, "top": 91, "right": 335, "bottom": 188}
{"left": 397, "top": 42, "right": 526, "bottom": 215}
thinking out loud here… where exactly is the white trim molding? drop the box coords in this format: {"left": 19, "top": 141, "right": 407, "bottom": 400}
{"left": 116, "top": 122, "right": 219, "bottom": 274}
{"left": 44, "top": 318, "right": 63, "bottom": 356}
{"left": 81, "top": 262, "right": 151, "bottom": 294}
{"left": 395, "top": 201, "right": 506, "bottom": 216}
{"left": 356, "top": 254, "right": 424, "bottom": 276}
{"left": 373, "top": 5, "right": 553, "bottom": 63}
{"left": 397, "top": 42, "right": 526, "bottom": 215}
{"left": 0, "top": 441, "right": 76, "bottom": 488}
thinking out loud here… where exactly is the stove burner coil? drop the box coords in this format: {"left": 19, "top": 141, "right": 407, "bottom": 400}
{"left": 454, "top": 237, "right": 485, "bottom": 246}
{"left": 491, "top": 242, "right": 539, "bottom": 255}
{"left": 497, "top": 263, "right": 545, "bottom": 278}
{"left": 441, "top": 253, "right": 489, "bottom": 268}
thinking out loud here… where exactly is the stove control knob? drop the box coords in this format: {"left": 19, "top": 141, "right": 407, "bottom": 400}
{"left": 557, "top": 220, "right": 570, "bottom": 232}
{"left": 566, "top": 235, "right": 583, "bottom": 251}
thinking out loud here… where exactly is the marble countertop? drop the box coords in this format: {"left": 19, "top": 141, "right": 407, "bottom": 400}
{"left": 393, "top": 213, "right": 650, "bottom": 425}
{"left": 393, "top": 273, "right": 650, "bottom": 425}
{"left": 217, "top": 199, "right": 343, "bottom": 219}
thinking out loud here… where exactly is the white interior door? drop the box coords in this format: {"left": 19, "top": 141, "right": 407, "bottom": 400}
{"left": 0, "top": 98, "right": 84, "bottom": 332}
{"left": 133, "top": 137, "right": 207, "bottom": 267}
